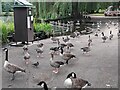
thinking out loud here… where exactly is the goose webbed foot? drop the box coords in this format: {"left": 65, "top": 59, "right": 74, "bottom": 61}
{"left": 25, "top": 60, "right": 29, "bottom": 65}
{"left": 38, "top": 54, "right": 44, "bottom": 58}
{"left": 53, "top": 68, "right": 59, "bottom": 74}
{"left": 37, "top": 55, "right": 39, "bottom": 57}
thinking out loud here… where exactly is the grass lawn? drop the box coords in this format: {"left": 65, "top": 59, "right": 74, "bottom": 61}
{"left": 90, "top": 13, "right": 104, "bottom": 16}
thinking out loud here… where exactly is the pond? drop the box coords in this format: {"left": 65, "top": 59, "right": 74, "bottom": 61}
{"left": 50, "top": 20, "right": 99, "bottom": 36}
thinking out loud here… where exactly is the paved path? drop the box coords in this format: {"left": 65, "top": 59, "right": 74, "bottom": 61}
{"left": 1, "top": 19, "right": 118, "bottom": 88}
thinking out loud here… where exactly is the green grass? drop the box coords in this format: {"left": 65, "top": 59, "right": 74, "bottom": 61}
{"left": 90, "top": 13, "right": 104, "bottom": 16}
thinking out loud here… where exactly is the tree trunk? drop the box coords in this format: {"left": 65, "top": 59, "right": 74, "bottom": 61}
{"left": 36, "top": 2, "right": 39, "bottom": 18}
{"left": 72, "top": 2, "right": 78, "bottom": 32}
{"left": 0, "top": 0, "right": 2, "bottom": 15}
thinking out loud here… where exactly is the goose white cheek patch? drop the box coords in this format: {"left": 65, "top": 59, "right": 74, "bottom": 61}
{"left": 72, "top": 73, "right": 75, "bottom": 77}
{"left": 41, "top": 83, "right": 44, "bottom": 88}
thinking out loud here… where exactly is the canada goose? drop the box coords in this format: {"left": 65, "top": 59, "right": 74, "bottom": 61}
{"left": 66, "top": 42, "right": 74, "bottom": 48}
{"left": 102, "top": 36, "right": 108, "bottom": 43}
{"left": 109, "top": 31, "right": 113, "bottom": 40}
{"left": 88, "top": 42, "right": 91, "bottom": 47}
{"left": 23, "top": 45, "right": 28, "bottom": 53}
{"left": 50, "top": 52, "right": 64, "bottom": 73}
{"left": 81, "top": 46, "right": 90, "bottom": 54}
{"left": 65, "top": 43, "right": 74, "bottom": 53}
{"left": 101, "top": 32, "right": 108, "bottom": 43}
{"left": 106, "top": 22, "right": 110, "bottom": 29}
{"left": 88, "top": 35, "right": 92, "bottom": 45}
{"left": 64, "top": 72, "right": 91, "bottom": 89}
{"left": 36, "top": 48, "right": 43, "bottom": 57}
{"left": 59, "top": 43, "right": 67, "bottom": 49}
{"left": 62, "top": 36, "right": 70, "bottom": 43}
{"left": 57, "top": 39, "right": 67, "bottom": 48}
{"left": 32, "top": 62, "right": 39, "bottom": 68}
{"left": 50, "top": 46, "right": 60, "bottom": 55}
{"left": 24, "top": 52, "right": 30, "bottom": 64}
{"left": 60, "top": 47, "right": 76, "bottom": 64}
{"left": 50, "top": 47, "right": 59, "bottom": 51}
{"left": 50, "top": 36, "right": 59, "bottom": 43}
{"left": 107, "top": 26, "right": 110, "bottom": 29}
{"left": 3, "top": 48, "right": 25, "bottom": 80}
{"left": 117, "top": 30, "right": 120, "bottom": 39}
{"left": 101, "top": 32, "right": 104, "bottom": 36}
{"left": 37, "top": 43, "right": 44, "bottom": 48}
{"left": 95, "top": 32, "right": 98, "bottom": 37}
{"left": 37, "top": 81, "right": 48, "bottom": 90}
{"left": 74, "top": 30, "right": 80, "bottom": 37}
{"left": 70, "top": 33, "right": 76, "bottom": 38}
{"left": 65, "top": 46, "right": 71, "bottom": 54}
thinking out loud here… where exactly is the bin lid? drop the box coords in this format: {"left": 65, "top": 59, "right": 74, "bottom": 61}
{"left": 13, "top": 0, "right": 33, "bottom": 7}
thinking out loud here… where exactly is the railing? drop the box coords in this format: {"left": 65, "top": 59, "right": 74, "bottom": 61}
{"left": 49, "top": 21, "right": 74, "bottom": 36}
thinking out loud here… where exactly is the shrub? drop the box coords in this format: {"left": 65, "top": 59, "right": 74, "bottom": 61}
{"left": 2, "top": 22, "right": 8, "bottom": 43}
{"left": 34, "top": 22, "right": 52, "bottom": 35}
{"left": 0, "top": 20, "right": 14, "bottom": 43}
{"left": 7, "top": 22, "right": 14, "bottom": 34}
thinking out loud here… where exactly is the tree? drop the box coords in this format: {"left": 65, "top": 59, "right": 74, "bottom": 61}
{"left": 0, "top": 0, "right": 2, "bottom": 15}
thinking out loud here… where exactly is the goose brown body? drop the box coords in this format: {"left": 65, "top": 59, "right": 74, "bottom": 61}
{"left": 3, "top": 48, "right": 25, "bottom": 80}
{"left": 64, "top": 72, "right": 91, "bottom": 89}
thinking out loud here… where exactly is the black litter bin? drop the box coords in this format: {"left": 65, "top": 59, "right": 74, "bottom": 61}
{"left": 13, "top": 0, "right": 34, "bottom": 43}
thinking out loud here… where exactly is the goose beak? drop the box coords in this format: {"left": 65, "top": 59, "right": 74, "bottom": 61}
{"left": 37, "top": 83, "right": 40, "bottom": 86}
{"left": 88, "top": 82, "right": 91, "bottom": 86}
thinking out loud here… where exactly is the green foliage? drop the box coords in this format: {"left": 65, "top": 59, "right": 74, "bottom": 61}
{"left": 2, "top": 2, "right": 14, "bottom": 12}
{"left": 0, "top": 20, "right": 2, "bottom": 43}
{"left": 1, "top": 21, "right": 7, "bottom": 43}
{"left": 34, "top": 22, "right": 52, "bottom": 34}
{"left": 0, "top": 20, "right": 14, "bottom": 43}
{"left": 33, "top": 2, "right": 119, "bottom": 19}
{"left": 7, "top": 22, "right": 14, "bottom": 34}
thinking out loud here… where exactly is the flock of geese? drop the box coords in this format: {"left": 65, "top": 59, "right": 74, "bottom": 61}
{"left": 2, "top": 20, "right": 119, "bottom": 90}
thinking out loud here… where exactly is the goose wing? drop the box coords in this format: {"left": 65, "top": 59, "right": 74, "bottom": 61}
{"left": 37, "top": 43, "right": 43, "bottom": 48}
{"left": 50, "top": 61, "right": 61, "bottom": 68}
{"left": 55, "top": 61, "right": 64, "bottom": 65}
{"left": 72, "top": 78, "right": 90, "bottom": 88}
{"left": 36, "top": 48, "right": 43, "bottom": 53}
{"left": 4, "top": 62, "right": 25, "bottom": 73}
{"left": 67, "top": 43, "right": 74, "bottom": 47}
{"left": 81, "top": 47, "right": 90, "bottom": 51}
{"left": 51, "top": 37, "right": 59, "bottom": 41}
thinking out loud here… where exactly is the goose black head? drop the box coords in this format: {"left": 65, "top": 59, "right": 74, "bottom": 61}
{"left": 60, "top": 47, "right": 64, "bottom": 54}
{"left": 71, "top": 55, "right": 76, "bottom": 58}
{"left": 37, "top": 81, "right": 48, "bottom": 90}
{"left": 110, "top": 31, "right": 112, "bottom": 34}
{"left": 3, "top": 48, "right": 8, "bottom": 61}
{"left": 67, "top": 72, "right": 77, "bottom": 79}
{"left": 88, "top": 35, "right": 90, "bottom": 38}
{"left": 41, "top": 43, "right": 44, "bottom": 46}
{"left": 119, "top": 30, "right": 120, "bottom": 33}
{"left": 3, "top": 48, "right": 8, "bottom": 52}
{"left": 51, "top": 52, "right": 54, "bottom": 59}
{"left": 36, "top": 62, "right": 39, "bottom": 64}
{"left": 101, "top": 32, "right": 104, "bottom": 36}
